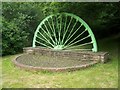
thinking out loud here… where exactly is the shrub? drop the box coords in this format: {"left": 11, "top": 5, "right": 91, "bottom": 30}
{"left": 2, "top": 2, "right": 43, "bottom": 55}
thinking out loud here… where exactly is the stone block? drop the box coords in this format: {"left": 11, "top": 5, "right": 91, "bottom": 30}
{"left": 23, "top": 47, "right": 109, "bottom": 63}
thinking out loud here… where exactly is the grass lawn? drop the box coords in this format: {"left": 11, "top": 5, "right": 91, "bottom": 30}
{"left": 1, "top": 37, "right": 118, "bottom": 88}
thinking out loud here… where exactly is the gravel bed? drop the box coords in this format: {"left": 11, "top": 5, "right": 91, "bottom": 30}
{"left": 16, "top": 54, "right": 96, "bottom": 68}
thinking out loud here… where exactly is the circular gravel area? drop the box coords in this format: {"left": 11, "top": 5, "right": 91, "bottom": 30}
{"left": 13, "top": 54, "right": 98, "bottom": 72}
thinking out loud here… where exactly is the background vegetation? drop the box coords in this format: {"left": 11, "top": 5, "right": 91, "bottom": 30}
{"left": 2, "top": 2, "right": 120, "bottom": 55}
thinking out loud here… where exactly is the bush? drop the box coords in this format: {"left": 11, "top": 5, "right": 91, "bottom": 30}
{"left": 2, "top": 2, "right": 44, "bottom": 55}
{"left": 2, "top": 17, "right": 29, "bottom": 55}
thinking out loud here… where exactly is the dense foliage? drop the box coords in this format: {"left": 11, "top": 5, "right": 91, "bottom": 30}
{"left": 2, "top": 3, "right": 43, "bottom": 55}
{"left": 2, "top": 2, "right": 120, "bottom": 55}
{"left": 41, "top": 2, "right": 120, "bottom": 38}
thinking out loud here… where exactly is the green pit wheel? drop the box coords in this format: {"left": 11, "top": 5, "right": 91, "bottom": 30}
{"left": 32, "top": 13, "right": 98, "bottom": 52}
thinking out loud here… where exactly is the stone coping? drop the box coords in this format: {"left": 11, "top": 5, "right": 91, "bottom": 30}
{"left": 23, "top": 47, "right": 106, "bottom": 55}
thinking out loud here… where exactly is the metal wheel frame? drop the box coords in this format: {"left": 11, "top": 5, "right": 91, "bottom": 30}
{"left": 32, "top": 13, "right": 98, "bottom": 52}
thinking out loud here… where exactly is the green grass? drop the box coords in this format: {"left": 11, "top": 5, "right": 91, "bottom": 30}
{"left": 1, "top": 37, "right": 118, "bottom": 88}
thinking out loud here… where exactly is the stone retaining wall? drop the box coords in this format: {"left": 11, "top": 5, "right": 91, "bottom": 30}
{"left": 23, "top": 47, "right": 109, "bottom": 63}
